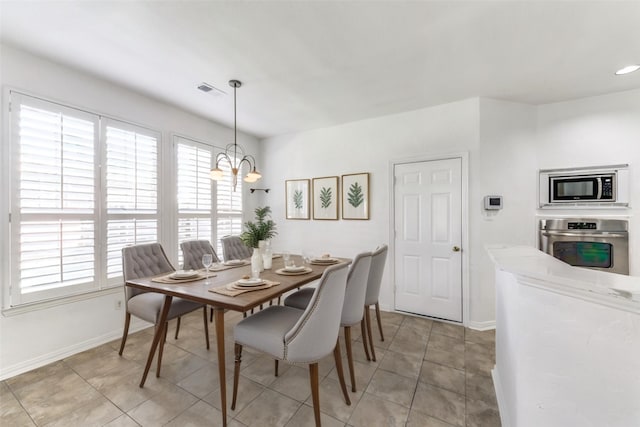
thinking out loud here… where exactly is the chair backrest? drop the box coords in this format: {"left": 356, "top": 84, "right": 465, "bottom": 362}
{"left": 341, "top": 251, "right": 372, "bottom": 326}
{"left": 122, "top": 243, "right": 174, "bottom": 300}
{"left": 180, "top": 240, "right": 220, "bottom": 270}
{"left": 364, "top": 244, "right": 388, "bottom": 306}
{"left": 284, "top": 263, "right": 349, "bottom": 363}
{"left": 221, "top": 235, "right": 252, "bottom": 261}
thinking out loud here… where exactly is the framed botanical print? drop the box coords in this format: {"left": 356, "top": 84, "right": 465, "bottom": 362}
{"left": 312, "top": 176, "right": 339, "bottom": 220}
{"left": 285, "top": 179, "right": 310, "bottom": 220}
{"left": 342, "top": 172, "right": 369, "bottom": 220}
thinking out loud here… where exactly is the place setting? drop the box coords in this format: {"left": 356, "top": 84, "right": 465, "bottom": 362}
{"left": 209, "top": 258, "right": 250, "bottom": 271}
{"left": 151, "top": 269, "right": 206, "bottom": 284}
{"left": 209, "top": 259, "right": 280, "bottom": 296}
{"left": 275, "top": 252, "right": 313, "bottom": 275}
{"left": 309, "top": 253, "right": 340, "bottom": 266}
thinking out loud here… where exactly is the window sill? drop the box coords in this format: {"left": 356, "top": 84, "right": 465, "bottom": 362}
{"left": 2, "top": 287, "right": 122, "bottom": 317}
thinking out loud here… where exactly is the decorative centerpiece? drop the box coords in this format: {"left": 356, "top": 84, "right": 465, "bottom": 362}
{"left": 240, "top": 206, "right": 277, "bottom": 272}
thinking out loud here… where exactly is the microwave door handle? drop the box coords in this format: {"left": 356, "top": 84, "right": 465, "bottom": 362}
{"left": 596, "top": 177, "right": 602, "bottom": 199}
{"left": 541, "top": 231, "right": 628, "bottom": 238}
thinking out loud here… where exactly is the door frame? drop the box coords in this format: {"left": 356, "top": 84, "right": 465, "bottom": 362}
{"left": 389, "top": 151, "right": 470, "bottom": 325}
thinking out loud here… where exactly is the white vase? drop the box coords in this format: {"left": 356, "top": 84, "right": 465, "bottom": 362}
{"left": 251, "top": 248, "right": 263, "bottom": 277}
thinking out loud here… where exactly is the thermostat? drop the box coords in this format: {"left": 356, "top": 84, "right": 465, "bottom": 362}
{"left": 484, "top": 195, "right": 503, "bottom": 210}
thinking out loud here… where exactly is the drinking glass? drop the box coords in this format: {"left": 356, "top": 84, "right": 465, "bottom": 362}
{"left": 202, "top": 254, "right": 213, "bottom": 284}
{"left": 282, "top": 251, "right": 292, "bottom": 268}
{"left": 302, "top": 251, "right": 312, "bottom": 265}
{"left": 251, "top": 263, "right": 261, "bottom": 279}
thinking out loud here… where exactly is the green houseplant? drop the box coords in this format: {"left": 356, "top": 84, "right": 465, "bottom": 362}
{"left": 240, "top": 206, "right": 277, "bottom": 248}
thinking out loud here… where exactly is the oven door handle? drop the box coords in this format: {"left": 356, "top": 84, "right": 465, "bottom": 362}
{"left": 541, "top": 230, "right": 628, "bottom": 239}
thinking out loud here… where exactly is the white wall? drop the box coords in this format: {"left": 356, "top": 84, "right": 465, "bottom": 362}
{"left": 535, "top": 89, "right": 640, "bottom": 275}
{"left": 0, "top": 45, "right": 260, "bottom": 379}
{"left": 474, "top": 99, "right": 537, "bottom": 322}
{"left": 261, "top": 90, "right": 639, "bottom": 327}
{"left": 261, "top": 98, "right": 485, "bottom": 323}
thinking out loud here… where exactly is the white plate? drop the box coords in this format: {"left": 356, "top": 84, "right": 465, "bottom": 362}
{"left": 170, "top": 270, "right": 199, "bottom": 279}
{"left": 236, "top": 278, "right": 265, "bottom": 287}
{"left": 224, "top": 260, "right": 245, "bottom": 266}
{"left": 284, "top": 265, "right": 307, "bottom": 272}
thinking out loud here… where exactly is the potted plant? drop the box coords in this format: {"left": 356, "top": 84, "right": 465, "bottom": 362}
{"left": 240, "top": 206, "right": 277, "bottom": 249}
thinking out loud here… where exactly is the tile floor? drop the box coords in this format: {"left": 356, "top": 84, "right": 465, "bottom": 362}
{"left": 1, "top": 309, "right": 500, "bottom": 426}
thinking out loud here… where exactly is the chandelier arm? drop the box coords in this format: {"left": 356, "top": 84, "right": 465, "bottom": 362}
{"left": 214, "top": 152, "right": 232, "bottom": 168}
{"left": 237, "top": 156, "right": 254, "bottom": 171}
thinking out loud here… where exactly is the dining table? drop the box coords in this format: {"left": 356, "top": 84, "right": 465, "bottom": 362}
{"left": 125, "top": 254, "right": 350, "bottom": 427}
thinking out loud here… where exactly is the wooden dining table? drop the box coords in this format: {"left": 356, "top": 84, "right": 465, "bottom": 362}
{"left": 125, "top": 255, "right": 349, "bottom": 426}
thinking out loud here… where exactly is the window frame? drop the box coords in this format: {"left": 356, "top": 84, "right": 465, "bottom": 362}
{"left": 5, "top": 90, "right": 162, "bottom": 307}
{"left": 174, "top": 134, "right": 246, "bottom": 263}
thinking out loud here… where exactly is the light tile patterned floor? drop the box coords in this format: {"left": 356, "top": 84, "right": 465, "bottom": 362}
{"left": 0, "top": 310, "right": 500, "bottom": 426}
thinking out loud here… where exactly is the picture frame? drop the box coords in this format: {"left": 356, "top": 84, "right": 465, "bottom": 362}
{"left": 342, "top": 172, "right": 370, "bottom": 220}
{"left": 312, "top": 176, "right": 339, "bottom": 220}
{"left": 285, "top": 179, "right": 310, "bottom": 220}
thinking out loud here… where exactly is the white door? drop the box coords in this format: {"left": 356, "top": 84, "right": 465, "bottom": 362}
{"left": 394, "top": 158, "right": 463, "bottom": 322}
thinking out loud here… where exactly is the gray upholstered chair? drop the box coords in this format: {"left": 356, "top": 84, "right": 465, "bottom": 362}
{"left": 231, "top": 263, "right": 352, "bottom": 425}
{"left": 180, "top": 239, "right": 220, "bottom": 270}
{"left": 284, "top": 251, "right": 372, "bottom": 392}
{"left": 119, "top": 243, "right": 209, "bottom": 375}
{"left": 220, "top": 235, "right": 252, "bottom": 261}
{"left": 362, "top": 244, "right": 388, "bottom": 362}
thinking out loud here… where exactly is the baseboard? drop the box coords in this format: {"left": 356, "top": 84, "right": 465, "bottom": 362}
{"left": 0, "top": 320, "right": 150, "bottom": 381}
{"left": 467, "top": 320, "right": 496, "bottom": 331}
{"left": 492, "top": 367, "right": 512, "bottom": 427}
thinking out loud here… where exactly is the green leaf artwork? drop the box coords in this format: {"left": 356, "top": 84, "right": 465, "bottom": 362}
{"left": 320, "top": 187, "right": 332, "bottom": 208}
{"left": 293, "top": 189, "right": 303, "bottom": 209}
{"left": 348, "top": 182, "right": 364, "bottom": 208}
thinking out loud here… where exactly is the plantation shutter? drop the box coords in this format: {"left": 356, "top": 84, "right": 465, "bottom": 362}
{"left": 104, "top": 119, "right": 159, "bottom": 282}
{"left": 11, "top": 94, "right": 99, "bottom": 304}
{"left": 176, "top": 137, "right": 213, "bottom": 266}
{"left": 215, "top": 159, "right": 243, "bottom": 257}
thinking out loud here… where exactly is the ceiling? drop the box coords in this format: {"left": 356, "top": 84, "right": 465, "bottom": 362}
{"left": 2, "top": 1, "right": 639, "bottom": 139}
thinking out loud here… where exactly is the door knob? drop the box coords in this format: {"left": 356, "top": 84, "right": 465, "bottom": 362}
{"left": 452, "top": 246, "right": 461, "bottom": 252}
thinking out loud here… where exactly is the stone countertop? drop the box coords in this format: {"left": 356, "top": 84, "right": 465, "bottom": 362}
{"left": 486, "top": 244, "right": 640, "bottom": 313}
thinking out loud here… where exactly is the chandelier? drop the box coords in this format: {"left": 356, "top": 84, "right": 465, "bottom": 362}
{"left": 210, "top": 79, "right": 261, "bottom": 191}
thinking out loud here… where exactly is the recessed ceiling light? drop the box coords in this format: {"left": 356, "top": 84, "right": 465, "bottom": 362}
{"left": 615, "top": 65, "right": 640, "bottom": 75}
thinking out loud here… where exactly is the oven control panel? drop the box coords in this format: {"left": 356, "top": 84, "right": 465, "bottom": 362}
{"left": 567, "top": 222, "right": 597, "bottom": 230}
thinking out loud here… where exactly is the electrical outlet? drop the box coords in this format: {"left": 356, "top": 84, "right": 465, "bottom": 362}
{"left": 115, "top": 300, "right": 122, "bottom": 310}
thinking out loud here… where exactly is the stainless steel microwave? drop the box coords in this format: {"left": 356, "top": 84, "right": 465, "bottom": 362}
{"left": 539, "top": 165, "right": 629, "bottom": 207}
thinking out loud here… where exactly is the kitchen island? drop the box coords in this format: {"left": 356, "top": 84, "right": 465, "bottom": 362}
{"left": 487, "top": 245, "right": 640, "bottom": 427}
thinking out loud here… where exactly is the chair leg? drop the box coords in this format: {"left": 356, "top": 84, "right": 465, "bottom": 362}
{"left": 309, "top": 363, "right": 322, "bottom": 426}
{"left": 157, "top": 322, "right": 168, "bottom": 377}
{"left": 202, "top": 307, "right": 210, "bottom": 350}
{"left": 365, "top": 306, "right": 377, "bottom": 362}
{"left": 118, "top": 312, "right": 131, "bottom": 356}
{"left": 231, "top": 343, "right": 243, "bottom": 411}
{"left": 210, "top": 307, "right": 214, "bottom": 322}
{"left": 344, "top": 326, "right": 356, "bottom": 392}
{"left": 360, "top": 317, "right": 371, "bottom": 361}
{"left": 175, "top": 316, "right": 181, "bottom": 340}
{"left": 375, "top": 302, "right": 384, "bottom": 341}
{"left": 333, "top": 339, "right": 351, "bottom": 406}
{"left": 275, "top": 360, "right": 279, "bottom": 377}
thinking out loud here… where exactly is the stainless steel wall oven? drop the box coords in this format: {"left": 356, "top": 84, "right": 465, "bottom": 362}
{"left": 539, "top": 218, "right": 629, "bottom": 275}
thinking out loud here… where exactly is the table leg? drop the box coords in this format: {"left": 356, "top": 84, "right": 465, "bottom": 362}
{"left": 214, "top": 308, "right": 227, "bottom": 427}
{"left": 139, "top": 295, "right": 172, "bottom": 388}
